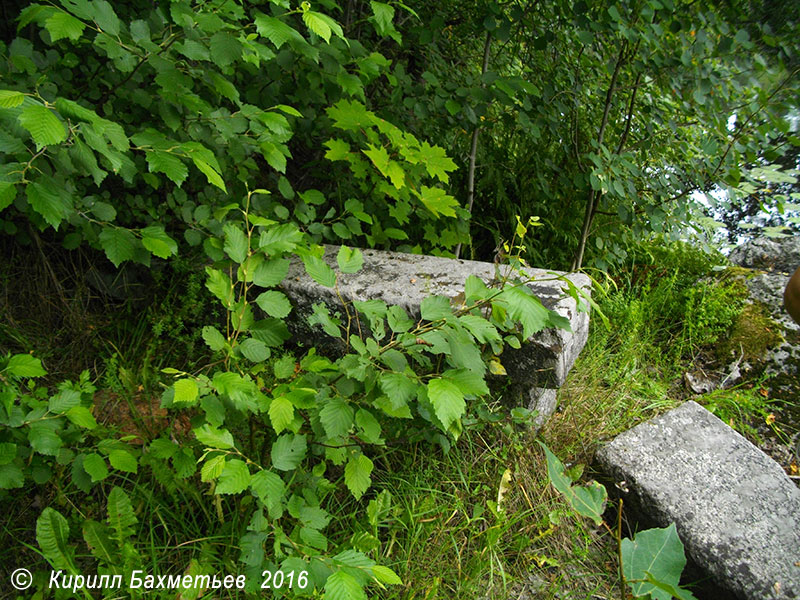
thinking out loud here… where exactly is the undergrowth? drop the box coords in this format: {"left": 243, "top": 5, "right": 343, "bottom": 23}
{"left": 1, "top": 239, "right": 792, "bottom": 600}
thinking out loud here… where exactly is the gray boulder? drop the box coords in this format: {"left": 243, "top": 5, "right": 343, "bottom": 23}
{"left": 596, "top": 401, "right": 800, "bottom": 600}
{"left": 729, "top": 236, "right": 800, "bottom": 274}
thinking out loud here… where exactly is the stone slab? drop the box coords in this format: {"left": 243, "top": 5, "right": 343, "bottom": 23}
{"left": 280, "top": 245, "right": 591, "bottom": 391}
{"left": 596, "top": 401, "right": 800, "bottom": 600}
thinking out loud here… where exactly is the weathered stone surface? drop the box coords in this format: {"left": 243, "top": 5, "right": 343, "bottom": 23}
{"left": 280, "top": 245, "right": 591, "bottom": 415}
{"left": 596, "top": 401, "right": 800, "bottom": 600}
{"left": 729, "top": 236, "right": 800, "bottom": 274}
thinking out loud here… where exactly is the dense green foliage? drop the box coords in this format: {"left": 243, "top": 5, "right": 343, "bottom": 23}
{"left": 1, "top": 0, "right": 798, "bottom": 598}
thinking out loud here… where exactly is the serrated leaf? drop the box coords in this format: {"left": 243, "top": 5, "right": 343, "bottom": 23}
{"left": 82, "top": 521, "right": 115, "bottom": 564}
{"left": 5, "top": 354, "right": 46, "bottom": 377}
{"left": 443, "top": 368, "right": 489, "bottom": 397}
{"left": 18, "top": 104, "right": 67, "bottom": 147}
{"left": 325, "top": 571, "right": 367, "bottom": 600}
{"left": 36, "top": 508, "right": 75, "bottom": 571}
{"left": 209, "top": 32, "right": 241, "bottom": 67}
{"left": 238, "top": 337, "right": 269, "bottom": 362}
{"left": 99, "top": 227, "right": 136, "bottom": 267}
{"left": 255, "top": 290, "right": 292, "bottom": 318}
{"left": 418, "top": 141, "right": 457, "bottom": 183}
{"left": 252, "top": 257, "right": 290, "bottom": 287}
{"left": 27, "top": 178, "right": 72, "bottom": 230}
{"left": 370, "top": 2, "right": 396, "bottom": 36}
{"left": 344, "top": 453, "right": 373, "bottom": 499}
{"left": 107, "top": 486, "right": 137, "bottom": 546}
{"left": 499, "top": 285, "right": 551, "bottom": 338}
{"left": 0, "top": 90, "right": 25, "bottom": 108}
{"left": 202, "top": 326, "right": 227, "bottom": 351}
{"left": 194, "top": 424, "right": 235, "bottom": 449}
{"left": 250, "top": 470, "right": 285, "bottom": 517}
{"left": 420, "top": 295, "right": 452, "bottom": 321}
{"left": 141, "top": 225, "right": 178, "bottom": 258}
{"left": 108, "top": 450, "right": 138, "bottom": 473}
{"left": 45, "top": 10, "right": 85, "bottom": 41}
{"left": 371, "top": 565, "right": 402, "bottom": 585}
{"left": 319, "top": 398, "right": 354, "bottom": 438}
{"left": 223, "top": 223, "right": 248, "bottom": 263}
{"left": 0, "top": 463, "right": 24, "bottom": 489}
{"left": 303, "top": 255, "right": 337, "bottom": 287}
{"left": 216, "top": 459, "right": 251, "bottom": 494}
{"left": 259, "top": 223, "right": 303, "bottom": 254}
{"left": 271, "top": 433, "right": 307, "bottom": 471}
{"left": 337, "top": 246, "right": 363, "bottom": 273}
{"left": 192, "top": 156, "right": 226, "bottom": 191}
{"left": 378, "top": 372, "right": 417, "bottom": 406}
{"left": 416, "top": 185, "right": 458, "bottom": 218}
{"left": 255, "top": 13, "right": 305, "bottom": 49}
{"left": 302, "top": 11, "right": 331, "bottom": 43}
{"left": 49, "top": 389, "right": 81, "bottom": 413}
{"left": 427, "top": 379, "right": 465, "bottom": 430}
{"left": 173, "top": 379, "right": 198, "bottom": 405}
{"left": 145, "top": 150, "right": 188, "bottom": 186}
{"left": 205, "top": 267, "right": 234, "bottom": 308}
{"left": 83, "top": 453, "right": 108, "bottom": 482}
{"left": 268, "top": 396, "right": 294, "bottom": 434}
{"left": 200, "top": 455, "right": 225, "bottom": 482}
{"left": 66, "top": 406, "right": 97, "bottom": 429}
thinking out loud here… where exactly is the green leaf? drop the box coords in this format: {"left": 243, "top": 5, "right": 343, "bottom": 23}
{"left": 238, "top": 337, "right": 269, "bottom": 362}
{"left": 371, "top": 565, "right": 402, "bottom": 585}
{"left": 28, "top": 421, "right": 62, "bottom": 456}
{"left": 108, "top": 450, "right": 138, "bottom": 474}
{"left": 458, "top": 314, "right": 501, "bottom": 344}
{"left": 271, "top": 433, "right": 307, "bottom": 471}
{"left": 443, "top": 368, "right": 489, "bottom": 397}
{"left": 223, "top": 223, "right": 248, "bottom": 263}
{"left": 0, "top": 464, "right": 25, "bottom": 489}
{"left": 18, "top": 104, "right": 67, "bottom": 148}
{"left": 320, "top": 398, "right": 354, "bottom": 438}
{"left": 252, "top": 257, "right": 290, "bottom": 287}
{"left": 140, "top": 225, "right": 177, "bottom": 259}
{"left": 5, "top": 354, "right": 46, "bottom": 377}
{"left": 66, "top": 406, "right": 97, "bottom": 429}
{"left": 49, "top": 389, "right": 81, "bottom": 413}
{"left": 107, "top": 486, "right": 137, "bottom": 545}
{"left": 255, "top": 290, "right": 292, "bottom": 318}
{"left": 216, "top": 459, "right": 251, "bottom": 494}
{"left": 82, "top": 521, "right": 115, "bottom": 564}
{"left": 303, "top": 255, "right": 337, "bottom": 287}
{"left": 192, "top": 156, "right": 227, "bottom": 191}
{"left": 538, "top": 441, "right": 606, "bottom": 525}
{"left": 45, "top": 10, "right": 85, "bottom": 41}
{"left": 0, "top": 90, "right": 25, "bottom": 109}
{"left": 416, "top": 186, "right": 458, "bottom": 218}
{"left": 173, "top": 379, "right": 199, "bottom": 405}
{"left": 302, "top": 11, "right": 334, "bottom": 43}
{"left": 92, "top": 0, "right": 120, "bottom": 36}
{"left": 337, "top": 246, "right": 363, "bottom": 273}
{"left": 200, "top": 455, "right": 225, "bottom": 482}
{"left": 83, "top": 453, "right": 108, "bottom": 482}
{"left": 259, "top": 223, "right": 303, "bottom": 254}
{"left": 27, "top": 178, "right": 72, "bottom": 230}
{"left": 418, "top": 141, "right": 457, "bottom": 183}
{"left": 194, "top": 424, "right": 235, "bottom": 450}
{"left": 205, "top": 267, "right": 234, "bottom": 309}
{"left": 622, "top": 524, "right": 695, "bottom": 600}
{"left": 498, "top": 285, "right": 551, "bottom": 338}
{"left": 209, "top": 32, "right": 242, "bottom": 67}
{"left": 145, "top": 151, "right": 188, "bottom": 186}
{"left": 268, "top": 395, "right": 294, "bottom": 434}
{"left": 370, "top": 2, "right": 396, "bottom": 36}
{"left": 344, "top": 453, "right": 373, "bottom": 499}
{"left": 250, "top": 470, "right": 285, "bottom": 518}
{"left": 325, "top": 571, "right": 367, "bottom": 600}
{"left": 36, "top": 508, "right": 75, "bottom": 571}
{"left": 202, "top": 326, "right": 227, "bottom": 352}
{"left": 0, "top": 182, "right": 16, "bottom": 211}
{"left": 90, "top": 200, "right": 116, "bottom": 222}
{"left": 99, "top": 227, "right": 136, "bottom": 267}
{"left": 378, "top": 372, "right": 417, "bottom": 406}
{"left": 420, "top": 295, "right": 452, "bottom": 321}
{"left": 427, "top": 379, "right": 465, "bottom": 431}
{"left": 255, "top": 13, "right": 305, "bottom": 49}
